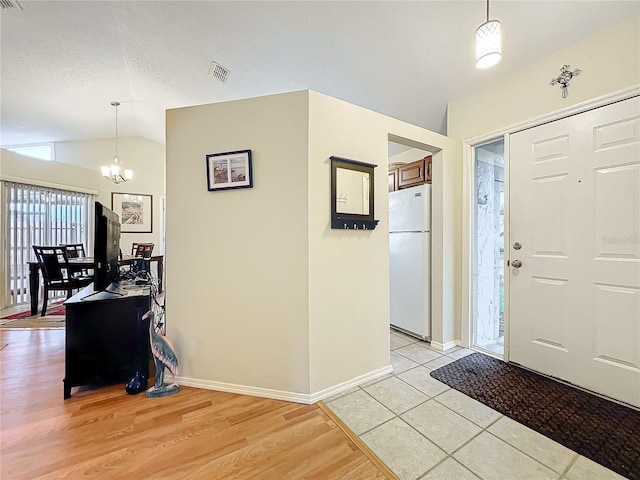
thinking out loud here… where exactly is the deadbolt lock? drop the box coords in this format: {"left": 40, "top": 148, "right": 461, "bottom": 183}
{"left": 513, "top": 242, "right": 522, "bottom": 250}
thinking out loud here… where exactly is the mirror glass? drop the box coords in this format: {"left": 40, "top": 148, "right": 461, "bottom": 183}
{"left": 335, "top": 168, "right": 370, "bottom": 215}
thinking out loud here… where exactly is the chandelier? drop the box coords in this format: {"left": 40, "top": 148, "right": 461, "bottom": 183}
{"left": 101, "top": 101, "right": 133, "bottom": 184}
{"left": 475, "top": 0, "right": 501, "bottom": 69}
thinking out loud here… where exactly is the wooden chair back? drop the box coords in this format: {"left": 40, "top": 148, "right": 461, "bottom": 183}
{"left": 132, "top": 243, "right": 154, "bottom": 258}
{"left": 61, "top": 243, "right": 86, "bottom": 259}
{"left": 33, "top": 246, "right": 70, "bottom": 282}
{"left": 32, "top": 245, "right": 93, "bottom": 316}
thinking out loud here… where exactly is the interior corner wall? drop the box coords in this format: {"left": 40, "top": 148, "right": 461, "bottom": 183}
{"left": 307, "top": 92, "right": 461, "bottom": 393}
{"left": 165, "top": 91, "right": 311, "bottom": 396}
{"left": 447, "top": 15, "right": 640, "bottom": 140}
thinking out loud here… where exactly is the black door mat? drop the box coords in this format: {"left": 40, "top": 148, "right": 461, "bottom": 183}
{"left": 430, "top": 352, "right": 639, "bottom": 480}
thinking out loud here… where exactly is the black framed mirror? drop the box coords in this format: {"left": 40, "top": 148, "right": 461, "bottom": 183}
{"left": 330, "top": 156, "right": 379, "bottom": 230}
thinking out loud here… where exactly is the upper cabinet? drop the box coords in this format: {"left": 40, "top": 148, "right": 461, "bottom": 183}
{"left": 389, "top": 156, "right": 432, "bottom": 192}
{"left": 388, "top": 168, "right": 399, "bottom": 192}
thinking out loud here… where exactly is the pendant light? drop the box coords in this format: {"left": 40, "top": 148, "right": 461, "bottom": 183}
{"left": 475, "top": 0, "right": 501, "bottom": 69}
{"left": 101, "top": 101, "right": 133, "bottom": 184}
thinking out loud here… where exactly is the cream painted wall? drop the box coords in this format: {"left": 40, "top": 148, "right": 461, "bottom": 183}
{"left": 165, "top": 91, "right": 311, "bottom": 395}
{"left": 1, "top": 147, "right": 101, "bottom": 194}
{"left": 308, "top": 92, "right": 461, "bottom": 391}
{"left": 166, "top": 90, "right": 461, "bottom": 398}
{"left": 307, "top": 93, "right": 391, "bottom": 393}
{"left": 448, "top": 15, "right": 640, "bottom": 140}
{"left": 389, "top": 148, "right": 432, "bottom": 165}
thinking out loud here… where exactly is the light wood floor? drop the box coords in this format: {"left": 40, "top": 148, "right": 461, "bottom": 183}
{"left": 0, "top": 329, "right": 393, "bottom": 479}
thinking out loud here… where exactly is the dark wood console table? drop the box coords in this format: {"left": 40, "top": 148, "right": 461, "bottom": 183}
{"left": 63, "top": 284, "right": 152, "bottom": 399}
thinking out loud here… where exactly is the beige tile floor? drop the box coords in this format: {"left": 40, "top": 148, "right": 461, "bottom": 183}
{"left": 325, "top": 329, "right": 627, "bottom": 480}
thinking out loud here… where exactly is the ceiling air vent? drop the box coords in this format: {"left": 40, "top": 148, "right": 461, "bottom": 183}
{"left": 1, "top": 0, "right": 23, "bottom": 9}
{"left": 209, "top": 61, "right": 230, "bottom": 83}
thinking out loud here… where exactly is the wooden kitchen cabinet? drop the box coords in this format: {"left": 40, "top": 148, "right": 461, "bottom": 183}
{"left": 424, "top": 156, "right": 432, "bottom": 184}
{"left": 397, "top": 159, "right": 424, "bottom": 188}
{"left": 388, "top": 168, "right": 399, "bottom": 192}
{"left": 389, "top": 156, "right": 432, "bottom": 191}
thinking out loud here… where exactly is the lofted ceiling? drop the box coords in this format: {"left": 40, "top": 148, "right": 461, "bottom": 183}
{"left": 1, "top": 1, "right": 639, "bottom": 147}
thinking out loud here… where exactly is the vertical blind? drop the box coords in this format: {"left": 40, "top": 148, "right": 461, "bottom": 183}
{"left": 1, "top": 181, "right": 95, "bottom": 307}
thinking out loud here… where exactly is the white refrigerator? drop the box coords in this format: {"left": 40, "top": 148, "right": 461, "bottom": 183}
{"left": 389, "top": 184, "right": 431, "bottom": 340}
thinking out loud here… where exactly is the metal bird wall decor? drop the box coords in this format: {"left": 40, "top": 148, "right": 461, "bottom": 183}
{"left": 144, "top": 310, "right": 180, "bottom": 398}
{"left": 550, "top": 64, "right": 582, "bottom": 98}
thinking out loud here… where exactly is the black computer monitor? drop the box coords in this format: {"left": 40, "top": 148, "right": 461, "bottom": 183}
{"left": 94, "top": 201, "right": 121, "bottom": 291}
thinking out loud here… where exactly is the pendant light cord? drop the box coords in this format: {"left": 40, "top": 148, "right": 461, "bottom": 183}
{"left": 486, "top": 0, "right": 490, "bottom": 22}
{"left": 112, "top": 101, "right": 120, "bottom": 158}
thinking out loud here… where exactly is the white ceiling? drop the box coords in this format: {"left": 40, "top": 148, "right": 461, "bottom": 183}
{"left": 2, "top": 1, "right": 639, "bottom": 147}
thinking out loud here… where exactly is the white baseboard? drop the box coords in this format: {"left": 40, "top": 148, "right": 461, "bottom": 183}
{"left": 176, "top": 376, "right": 312, "bottom": 404}
{"left": 176, "top": 364, "right": 394, "bottom": 405}
{"left": 430, "top": 340, "right": 460, "bottom": 352}
{"left": 309, "top": 365, "right": 394, "bottom": 404}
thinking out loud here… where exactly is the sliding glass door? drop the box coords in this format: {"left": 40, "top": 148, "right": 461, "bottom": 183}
{"left": 1, "top": 181, "right": 94, "bottom": 307}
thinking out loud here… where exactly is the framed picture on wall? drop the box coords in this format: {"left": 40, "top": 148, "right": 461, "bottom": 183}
{"left": 111, "top": 193, "right": 153, "bottom": 233}
{"left": 206, "top": 149, "right": 253, "bottom": 191}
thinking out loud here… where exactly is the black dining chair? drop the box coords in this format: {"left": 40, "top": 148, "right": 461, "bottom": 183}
{"left": 131, "top": 243, "right": 154, "bottom": 258}
{"left": 32, "top": 246, "right": 93, "bottom": 316}
{"left": 61, "top": 243, "right": 92, "bottom": 276}
{"left": 61, "top": 243, "right": 86, "bottom": 259}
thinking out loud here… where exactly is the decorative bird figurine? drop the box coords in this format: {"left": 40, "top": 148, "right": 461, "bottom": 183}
{"left": 143, "top": 310, "right": 180, "bottom": 398}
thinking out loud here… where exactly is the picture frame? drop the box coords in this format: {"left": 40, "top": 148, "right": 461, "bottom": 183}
{"left": 206, "top": 149, "right": 253, "bottom": 191}
{"left": 111, "top": 193, "right": 153, "bottom": 233}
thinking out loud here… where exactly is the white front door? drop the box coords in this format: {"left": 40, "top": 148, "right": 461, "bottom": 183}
{"left": 509, "top": 96, "right": 640, "bottom": 407}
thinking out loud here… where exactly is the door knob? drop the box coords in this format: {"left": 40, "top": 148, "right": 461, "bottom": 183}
{"left": 511, "top": 259, "right": 522, "bottom": 268}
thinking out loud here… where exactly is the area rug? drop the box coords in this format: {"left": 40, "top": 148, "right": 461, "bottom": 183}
{"left": 1, "top": 302, "right": 65, "bottom": 320}
{"left": 430, "top": 353, "right": 639, "bottom": 480}
{"left": 0, "top": 302, "right": 65, "bottom": 329}
{"left": 0, "top": 317, "right": 65, "bottom": 329}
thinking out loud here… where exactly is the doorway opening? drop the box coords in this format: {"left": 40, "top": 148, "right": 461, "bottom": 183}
{"left": 388, "top": 139, "right": 433, "bottom": 340}
{"left": 472, "top": 139, "right": 505, "bottom": 356}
